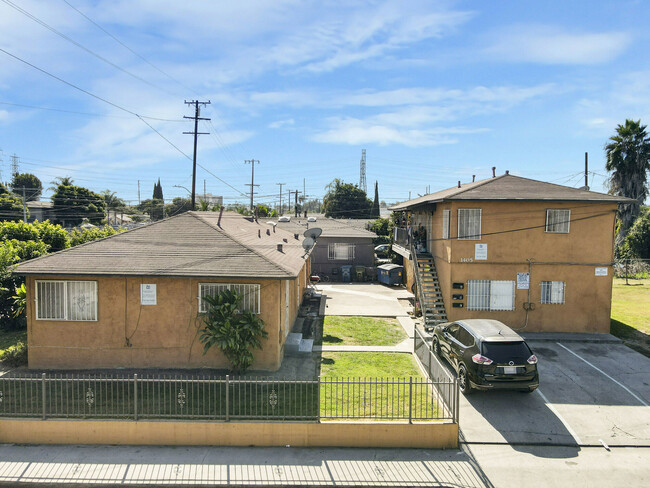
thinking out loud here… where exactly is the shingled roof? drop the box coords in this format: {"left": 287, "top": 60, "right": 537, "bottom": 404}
{"left": 269, "top": 216, "right": 376, "bottom": 238}
{"left": 389, "top": 174, "right": 633, "bottom": 211}
{"left": 14, "top": 212, "right": 308, "bottom": 279}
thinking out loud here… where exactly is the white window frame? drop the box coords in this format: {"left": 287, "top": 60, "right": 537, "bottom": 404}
{"left": 458, "top": 208, "right": 482, "bottom": 240}
{"left": 198, "top": 283, "right": 261, "bottom": 314}
{"left": 540, "top": 281, "right": 565, "bottom": 304}
{"left": 35, "top": 280, "right": 98, "bottom": 321}
{"left": 328, "top": 243, "right": 356, "bottom": 261}
{"left": 442, "top": 209, "right": 450, "bottom": 239}
{"left": 467, "top": 280, "right": 515, "bottom": 311}
{"left": 545, "top": 209, "right": 571, "bottom": 233}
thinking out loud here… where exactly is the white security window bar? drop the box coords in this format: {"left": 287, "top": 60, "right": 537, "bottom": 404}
{"left": 458, "top": 208, "right": 482, "bottom": 240}
{"left": 35, "top": 280, "right": 98, "bottom": 321}
{"left": 442, "top": 209, "right": 450, "bottom": 239}
{"left": 541, "top": 281, "right": 565, "bottom": 304}
{"left": 467, "top": 280, "right": 515, "bottom": 311}
{"left": 199, "top": 283, "right": 261, "bottom": 314}
{"left": 545, "top": 209, "right": 571, "bottom": 233}
{"left": 328, "top": 243, "right": 356, "bottom": 261}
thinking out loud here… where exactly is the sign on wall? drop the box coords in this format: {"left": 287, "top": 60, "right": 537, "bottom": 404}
{"left": 595, "top": 267, "right": 608, "bottom": 276}
{"left": 140, "top": 284, "right": 157, "bottom": 305}
{"left": 475, "top": 243, "right": 488, "bottom": 260}
{"left": 517, "top": 272, "right": 530, "bottom": 289}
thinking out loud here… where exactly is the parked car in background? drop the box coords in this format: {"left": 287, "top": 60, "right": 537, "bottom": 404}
{"left": 374, "top": 243, "right": 390, "bottom": 257}
{"left": 431, "top": 319, "right": 539, "bottom": 395}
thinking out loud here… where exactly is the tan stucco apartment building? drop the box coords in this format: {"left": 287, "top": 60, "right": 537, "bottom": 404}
{"left": 389, "top": 174, "right": 632, "bottom": 333}
{"left": 15, "top": 212, "right": 310, "bottom": 371}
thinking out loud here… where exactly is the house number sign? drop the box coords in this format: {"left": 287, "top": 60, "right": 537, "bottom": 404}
{"left": 140, "top": 284, "right": 157, "bottom": 305}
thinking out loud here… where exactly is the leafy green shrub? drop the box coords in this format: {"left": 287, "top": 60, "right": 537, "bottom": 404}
{"left": 35, "top": 220, "right": 70, "bottom": 252}
{"left": 199, "top": 289, "right": 268, "bottom": 373}
{"left": 0, "top": 341, "right": 27, "bottom": 366}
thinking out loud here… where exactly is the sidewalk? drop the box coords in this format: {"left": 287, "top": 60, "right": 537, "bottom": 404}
{"left": 0, "top": 444, "right": 490, "bottom": 487}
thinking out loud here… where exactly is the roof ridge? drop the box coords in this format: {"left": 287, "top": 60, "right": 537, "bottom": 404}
{"left": 191, "top": 212, "right": 300, "bottom": 277}
{"left": 450, "top": 174, "right": 507, "bottom": 197}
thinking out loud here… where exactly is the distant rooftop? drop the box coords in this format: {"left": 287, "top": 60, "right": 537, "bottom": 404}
{"left": 269, "top": 215, "right": 376, "bottom": 238}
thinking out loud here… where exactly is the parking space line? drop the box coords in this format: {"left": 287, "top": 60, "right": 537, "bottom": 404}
{"left": 556, "top": 342, "right": 649, "bottom": 408}
{"left": 536, "top": 389, "right": 583, "bottom": 446}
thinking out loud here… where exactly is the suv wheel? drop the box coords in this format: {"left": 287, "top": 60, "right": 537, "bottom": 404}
{"left": 458, "top": 364, "right": 473, "bottom": 395}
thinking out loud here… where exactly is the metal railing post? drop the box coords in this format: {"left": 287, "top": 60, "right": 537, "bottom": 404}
{"left": 41, "top": 373, "right": 46, "bottom": 420}
{"left": 225, "top": 375, "right": 230, "bottom": 422}
{"left": 408, "top": 377, "right": 413, "bottom": 424}
{"left": 317, "top": 376, "right": 321, "bottom": 422}
{"left": 134, "top": 374, "right": 138, "bottom": 421}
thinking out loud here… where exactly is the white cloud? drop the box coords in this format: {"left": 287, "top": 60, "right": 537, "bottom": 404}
{"left": 269, "top": 118, "right": 295, "bottom": 129}
{"left": 485, "top": 25, "right": 631, "bottom": 65}
{"left": 312, "top": 116, "right": 487, "bottom": 147}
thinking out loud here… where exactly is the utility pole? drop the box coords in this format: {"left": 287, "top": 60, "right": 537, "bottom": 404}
{"left": 276, "top": 183, "right": 285, "bottom": 214}
{"left": 22, "top": 187, "right": 27, "bottom": 222}
{"left": 584, "top": 152, "right": 589, "bottom": 189}
{"left": 294, "top": 190, "right": 300, "bottom": 217}
{"left": 137, "top": 180, "right": 141, "bottom": 205}
{"left": 359, "top": 149, "right": 367, "bottom": 194}
{"left": 183, "top": 100, "right": 211, "bottom": 210}
{"left": 244, "top": 159, "right": 260, "bottom": 210}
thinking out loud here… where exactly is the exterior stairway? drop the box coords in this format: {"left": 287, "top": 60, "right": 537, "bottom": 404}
{"left": 415, "top": 253, "right": 448, "bottom": 331}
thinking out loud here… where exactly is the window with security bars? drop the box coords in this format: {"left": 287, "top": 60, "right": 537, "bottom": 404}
{"left": 328, "top": 243, "right": 355, "bottom": 261}
{"left": 541, "top": 281, "right": 565, "bottom": 304}
{"left": 442, "top": 209, "right": 450, "bottom": 239}
{"left": 36, "top": 280, "right": 97, "bottom": 321}
{"left": 545, "top": 209, "right": 571, "bottom": 233}
{"left": 467, "top": 280, "right": 515, "bottom": 311}
{"left": 458, "top": 208, "right": 481, "bottom": 240}
{"left": 198, "top": 283, "right": 260, "bottom": 314}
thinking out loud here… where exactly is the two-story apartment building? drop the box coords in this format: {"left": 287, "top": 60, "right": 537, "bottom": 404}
{"left": 389, "top": 173, "right": 631, "bottom": 333}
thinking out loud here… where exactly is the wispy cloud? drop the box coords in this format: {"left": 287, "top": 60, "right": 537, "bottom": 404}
{"left": 484, "top": 25, "right": 631, "bottom": 65}
{"left": 269, "top": 118, "right": 295, "bottom": 129}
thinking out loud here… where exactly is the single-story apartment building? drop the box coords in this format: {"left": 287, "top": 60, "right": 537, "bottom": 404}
{"left": 14, "top": 211, "right": 311, "bottom": 371}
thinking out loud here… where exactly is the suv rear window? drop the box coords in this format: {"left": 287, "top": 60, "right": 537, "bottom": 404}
{"left": 481, "top": 342, "right": 531, "bottom": 363}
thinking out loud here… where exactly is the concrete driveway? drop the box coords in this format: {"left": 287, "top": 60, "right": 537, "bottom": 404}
{"left": 316, "top": 283, "right": 413, "bottom": 317}
{"left": 458, "top": 337, "right": 650, "bottom": 450}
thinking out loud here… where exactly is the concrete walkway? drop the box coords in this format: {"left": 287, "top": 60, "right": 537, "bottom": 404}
{"left": 0, "top": 444, "right": 491, "bottom": 487}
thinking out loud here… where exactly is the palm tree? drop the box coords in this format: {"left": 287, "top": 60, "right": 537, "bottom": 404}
{"left": 605, "top": 119, "right": 650, "bottom": 244}
{"left": 48, "top": 176, "right": 75, "bottom": 192}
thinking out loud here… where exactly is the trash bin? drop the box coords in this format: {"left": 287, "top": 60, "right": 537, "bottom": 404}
{"left": 377, "top": 264, "right": 403, "bottom": 285}
{"left": 341, "top": 265, "right": 352, "bottom": 283}
{"left": 354, "top": 266, "right": 365, "bottom": 281}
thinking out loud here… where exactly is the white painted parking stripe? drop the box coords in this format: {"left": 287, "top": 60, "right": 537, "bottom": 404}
{"left": 536, "top": 389, "right": 583, "bottom": 446}
{"left": 556, "top": 342, "right": 649, "bottom": 408}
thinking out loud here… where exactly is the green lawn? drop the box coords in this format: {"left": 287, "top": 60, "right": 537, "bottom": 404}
{"left": 611, "top": 278, "right": 650, "bottom": 357}
{"left": 320, "top": 316, "right": 407, "bottom": 346}
{"left": 319, "top": 352, "right": 438, "bottom": 420}
{"left": 0, "top": 329, "right": 26, "bottom": 353}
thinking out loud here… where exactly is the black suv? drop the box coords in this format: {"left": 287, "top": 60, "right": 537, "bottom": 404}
{"left": 431, "top": 319, "right": 539, "bottom": 395}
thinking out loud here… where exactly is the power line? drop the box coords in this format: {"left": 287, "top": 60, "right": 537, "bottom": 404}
{"left": 1, "top": 0, "right": 178, "bottom": 97}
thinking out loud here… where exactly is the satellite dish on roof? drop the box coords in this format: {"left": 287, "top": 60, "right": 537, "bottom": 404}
{"left": 303, "top": 227, "right": 322, "bottom": 239}
{"left": 302, "top": 236, "right": 315, "bottom": 250}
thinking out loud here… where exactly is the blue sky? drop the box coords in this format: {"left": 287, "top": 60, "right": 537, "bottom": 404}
{"left": 1, "top": 0, "right": 648, "bottom": 207}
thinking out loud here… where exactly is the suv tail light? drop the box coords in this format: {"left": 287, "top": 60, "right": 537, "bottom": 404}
{"left": 527, "top": 354, "right": 538, "bottom": 365}
{"left": 472, "top": 354, "right": 493, "bottom": 365}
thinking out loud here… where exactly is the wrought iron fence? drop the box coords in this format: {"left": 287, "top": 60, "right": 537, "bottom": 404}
{"left": 0, "top": 373, "right": 454, "bottom": 422}
{"left": 414, "top": 328, "right": 459, "bottom": 423}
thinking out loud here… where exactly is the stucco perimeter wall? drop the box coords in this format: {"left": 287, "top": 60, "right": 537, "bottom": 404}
{"left": 0, "top": 419, "right": 458, "bottom": 449}
{"left": 26, "top": 274, "right": 306, "bottom": 371}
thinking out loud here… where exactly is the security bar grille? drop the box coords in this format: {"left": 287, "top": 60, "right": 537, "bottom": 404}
{"left": 442, "top": 210, "right": 450, "bottom": 239}
{"left": 198, "top": 283, "right": 260, "bottom": 314}
{"left": 541, "top": 281, "right": 565, "bottom": 304}
{"left": 328, "top": 243, "right": 355, "bottom": 261}
{"left": 467, "top": 280, "right": 515, "bottom": 311}
{"left": 35, "top": 280, "right": 97, "bottom": 321}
